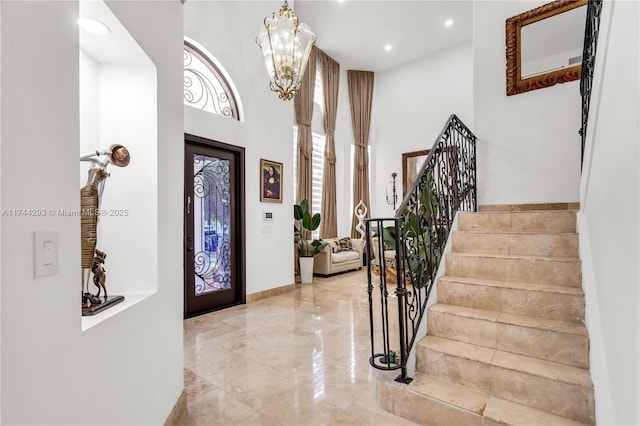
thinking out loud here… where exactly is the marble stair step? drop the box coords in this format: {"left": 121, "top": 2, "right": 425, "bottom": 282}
{"left": 377, "top": 373, "right": 488, "bottom": 425}
{"left": 379, "top": 372, "right": 592, "bottom": 425}
{"left": 416, "top": 336, "right": 594, "bottom": 424}
{"left": 427, "top": 303, "right": 589, "bottom": 368}
{"left": 484, "top": 396, "right": 590, "bottom": 426}
{"left": 458, "top": 210, "right": 577, "bottom": 233}
{"left": 452, "top": 230, "right": 579, "bottom": 258}
{"left": 445, "top": 252, "right": 582, "bottom": 287}
{"left": 437, "top": 275, "right": 585, "bottom": 322}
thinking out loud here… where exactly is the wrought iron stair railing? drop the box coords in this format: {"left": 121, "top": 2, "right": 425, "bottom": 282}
{"left": 579, "top": 0, "right": 603, "bottom": 167}
{"left": 365, "top": 114, "right": 477, "bottom": 383}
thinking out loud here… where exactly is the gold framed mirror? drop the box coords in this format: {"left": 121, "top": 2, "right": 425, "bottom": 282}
{"left": 402, "top": 149, "right": 430, "bottom": 196}
{"left": 506, "top": 0, "right": 587, "bottom": 96}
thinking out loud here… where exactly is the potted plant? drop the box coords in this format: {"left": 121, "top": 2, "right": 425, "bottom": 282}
{"left": 294, "top": 199, "right": 328, "bottom": 283}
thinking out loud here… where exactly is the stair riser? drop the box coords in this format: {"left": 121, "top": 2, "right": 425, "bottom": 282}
{"left": 492, "top": 368, "right": 595, "bottom": 424}
{"left": 496, "top": 324, "right": 589, "bottom": 369}
{"left": 417, "top": 347, "right": 492, "bottom": 393}
{"left": 416, "top": 347, "right": 594, "bottom": 424}
{"left": 428, "top": 309, "right": 589, "bottom": 368}
{"left": 438, "top": 280, "right": 585, "bottom": 322}
{"left": 452, "top": 232, "right": 579, "bottom": 258}
{"left": 445, "top": 254, "right": 581, "bottom": 287}
{"left": 458, "top": 211, "right": 576, "bottom": 233}
{"left": 377, "top": 380, "right": 483, "bottom": 426}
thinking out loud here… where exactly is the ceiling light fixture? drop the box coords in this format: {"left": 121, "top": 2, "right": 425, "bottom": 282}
{"left": 256, "top": 1, "right": 316, "bottom": 101}
{"left": 384, "top": 44, "right": 392, "bottom": 52}
{"left": 444, "top": 19, "right": 454, "bottom": 27}
{"left": 78, "top": 17, "right": 110, "bottom": 36}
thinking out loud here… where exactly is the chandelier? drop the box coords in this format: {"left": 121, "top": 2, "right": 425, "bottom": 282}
{"left": 256, "top": 1, "right": 316, "bottom": 101}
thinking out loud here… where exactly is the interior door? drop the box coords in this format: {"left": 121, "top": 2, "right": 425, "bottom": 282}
{"left": 184, "top": 134, "right": 245, "bottom": 318}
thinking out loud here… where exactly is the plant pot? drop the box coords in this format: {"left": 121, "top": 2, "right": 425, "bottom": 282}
{"left": 299, "top": 256, "right": 314, "bottom": 284}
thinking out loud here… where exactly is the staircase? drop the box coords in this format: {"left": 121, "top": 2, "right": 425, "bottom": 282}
{"left": 377, "top": 209, "right": 595, "bottom": 425}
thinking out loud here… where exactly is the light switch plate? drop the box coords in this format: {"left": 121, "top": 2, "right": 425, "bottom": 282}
{"left": 34, "top": 231, "right": 58, "bottom": 277}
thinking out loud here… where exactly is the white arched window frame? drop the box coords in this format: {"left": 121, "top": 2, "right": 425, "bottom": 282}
{"left": 183, "top": 36, "right": 244, "bottom": 122}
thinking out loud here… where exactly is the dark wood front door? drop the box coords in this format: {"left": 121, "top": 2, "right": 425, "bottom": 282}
{"left": 184, "top": 134, "right": 245, "bottom": 318}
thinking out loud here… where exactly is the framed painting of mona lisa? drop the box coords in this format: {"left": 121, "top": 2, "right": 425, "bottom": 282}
{"left": 260, "top": 159, "right": 283, "bottom": 203}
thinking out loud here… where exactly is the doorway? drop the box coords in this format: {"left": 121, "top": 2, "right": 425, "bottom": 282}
{"left": 184, "top": 134, "right": 245, "bottom": 318}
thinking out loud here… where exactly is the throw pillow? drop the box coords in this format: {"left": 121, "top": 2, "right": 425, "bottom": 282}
{"left": 338, "top": 237, "right": 353, "bottom": 251}
{"left": 325, "top": 239, "right": 340, "bottom": 253}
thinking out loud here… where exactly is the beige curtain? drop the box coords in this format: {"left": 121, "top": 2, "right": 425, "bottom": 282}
{"left": 294, "top": 47, "right": 318, "bottom": 208}
{"left": 348, "top": 70, "right": 374, "bottom": 238}
{"left": 318, "top": 50, "right": 339, "bottom": 239}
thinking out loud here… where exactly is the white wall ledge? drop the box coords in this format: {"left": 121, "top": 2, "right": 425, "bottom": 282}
{"left": 81, "top": 291, "right": 155, "bottom": 331}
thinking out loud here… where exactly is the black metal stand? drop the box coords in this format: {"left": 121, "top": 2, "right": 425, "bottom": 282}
{"left": 82, "top": 295, "right": 125, "bottom": 316}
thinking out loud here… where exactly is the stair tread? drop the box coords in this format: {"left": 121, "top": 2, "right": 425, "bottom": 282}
{"left": 447, "top": 251, "right": 580, "bottom": 262}
{"left": 440, "top": 275, "right": 584, "bottom": 296}
{"left": 409, "top": 373, "right": 489, "bottom": 415}
{"left": 455, "top": 230, "right": 579, "bottom": 236}
{"left": 460, "top": 210, "right": 579, "bottom": 214}
{"left": 429, "top": 304, "right": 588, "bottom": 336}
{"left": 420, "top": 335, "right": 593, "bottom": 387}
{"left": 484, "top": 396, "right": 588, "bottom": 426}
{"left": 420, "top": 335, "right": 495, "bottom": 363}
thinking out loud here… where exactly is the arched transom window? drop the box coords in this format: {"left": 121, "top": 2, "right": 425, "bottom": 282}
{"left": 183, "top": 38, "right": 242, "bottom": 121}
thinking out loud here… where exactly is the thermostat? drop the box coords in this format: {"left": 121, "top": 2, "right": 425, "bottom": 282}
{"left": 264, "top": 212, "right": 273, "bottom": 221}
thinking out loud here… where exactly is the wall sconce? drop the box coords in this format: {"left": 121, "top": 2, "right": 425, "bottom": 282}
{"left": 385, "top": 172, "right": 398, "bottom": 210}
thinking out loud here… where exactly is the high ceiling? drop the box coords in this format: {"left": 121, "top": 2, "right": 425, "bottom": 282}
{"left": 294, "top": 0, "right": 473, "bottom": 73}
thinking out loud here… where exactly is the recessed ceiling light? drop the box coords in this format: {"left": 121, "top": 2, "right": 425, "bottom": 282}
{"left": 78, "top": 17, "right": 110, "bottom": 36}
{"left": 384, "top": 44, "right": 392, "bottom": 52}
{"left": 444, "top": 19, "right": 454, "bottom": 27}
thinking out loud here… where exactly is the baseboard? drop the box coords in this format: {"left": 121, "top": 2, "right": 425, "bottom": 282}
{"left": 478, "top": 202, "right": 580, "bottom": 212}
{"left": 246, "top": 283, "right": 296, "bottom": 303}
{"left": 163, "top": 390, "right": 187, "bottom": 426}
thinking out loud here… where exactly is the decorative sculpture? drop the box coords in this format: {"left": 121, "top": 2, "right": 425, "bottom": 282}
{"left": 385, "top": 172, "right": 398, "bottom": 210}
{"left": 80, "top": 144, "right": 130, "bottom": 310}
{"left": 354, "top": 199, "right": 367, "bottom": 240}
{"left": 92, "top": 249, "right": 107, "bottom": 298}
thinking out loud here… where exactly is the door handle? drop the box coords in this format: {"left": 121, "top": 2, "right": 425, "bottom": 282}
{"left": 187, "top": 246, "right": 193, "bottom": 252}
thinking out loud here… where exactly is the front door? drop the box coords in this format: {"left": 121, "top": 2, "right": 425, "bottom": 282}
{"left": 184, "top": 134, "right": 245, "bottom": 318}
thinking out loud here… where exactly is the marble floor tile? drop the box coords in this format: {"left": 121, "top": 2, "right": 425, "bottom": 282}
{"left": 182, "top": 269, "right": 417, "bottom": 425}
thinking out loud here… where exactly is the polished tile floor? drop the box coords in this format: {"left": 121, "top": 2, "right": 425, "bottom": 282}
{"left": 182, "top": 270, "right": 417, "bottom": 425}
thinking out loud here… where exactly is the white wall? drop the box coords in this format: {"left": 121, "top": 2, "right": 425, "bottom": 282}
{"left": 0, "top": 1, "right": 184, "bottom": 424}
{"left": 578, "top": 1, "right": 640, "bottom": 424}
{"left": 97, "top": 65, "right": 158, "bottom": 294}
{"left": 0, "top": 1, "right": 3, "bottom": 420}
{"left": 473, "top": 0, "right": 581, "bottom": 206}
{"left": 370, "top": 43, "right": 474, "bottom": 218}
{"left": 184, "top": 1, "right": 296, "bottom": 294}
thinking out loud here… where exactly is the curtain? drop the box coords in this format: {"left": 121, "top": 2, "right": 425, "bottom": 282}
{"left": 294, "top": 47, "right": 318, "bottom": 209}
{"left": 348, "top": 70, "right": 374, "bottom": 238}
{"left": 318, "top": 50, "right": 339, "bottom": 239}
{"left": 293, "top": 47, "right": 317, "bottom": 279}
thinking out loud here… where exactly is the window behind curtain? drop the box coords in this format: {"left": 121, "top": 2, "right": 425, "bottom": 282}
{"left": 293, "top": 60, "right": 325, "bottom": 239}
